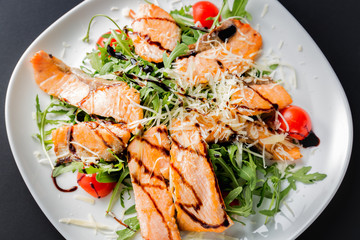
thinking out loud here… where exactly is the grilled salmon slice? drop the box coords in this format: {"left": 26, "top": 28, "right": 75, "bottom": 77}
{"left": 31, "top": 50, "right": 143, "bottom": 131}
{"left": 52, "top": 121, "right": 130, "bottom": 164}
{"left": 230, "top": 83, "right": 293, "bottom": 116}
{"left": 129, "top": 4, "right": 181, "bottom": 63}
{"left": 170, "top": 120, "right": 233, "bottom": 232}
{"left": 127, "top": 126, "right": 181, "bottom": 240}
{"left": 246, "top": 122, "right": 302, "bottom": 160}
{"left": 174, "top": 19, "right": 262, "bottom": 85}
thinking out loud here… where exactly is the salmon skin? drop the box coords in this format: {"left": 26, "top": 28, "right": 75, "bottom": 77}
{"left": 230, "top": 82, "right": 293, "bottom": 116}
{"left": 31, "top": 50, "right": 143, "bottom": 132}
{"left": 170, "top": 120, "right": 233, "bottom": 232}
{"left": 129, "top": 4, "right": 181, "bottom": 63}
{"left": 127, "top": 126, "right": 181, "bottom": 240}
{"left": 52, "top": 120, "right": 130, "bottom": 164}
{"left": 174, "top": 19, "right": 262, "bottom": 85}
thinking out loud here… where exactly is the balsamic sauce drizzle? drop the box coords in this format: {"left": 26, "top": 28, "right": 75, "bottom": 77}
{"left": 51, "top": 174, "right": 77, "bottom": 193}
{"left": 170, "top": 125, "right": 230, "bottom": 228}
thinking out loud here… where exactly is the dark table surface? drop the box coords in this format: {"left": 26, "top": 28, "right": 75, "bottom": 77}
{"left": 1, "top": 0, "right": 359, "bottom": 239}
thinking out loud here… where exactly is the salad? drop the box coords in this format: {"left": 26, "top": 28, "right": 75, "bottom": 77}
{"left": 31, "top": 0, "right": 326, "bottom": 239}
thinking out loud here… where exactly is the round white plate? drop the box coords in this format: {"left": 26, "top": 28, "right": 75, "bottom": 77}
{"left": 5, "top": 0, "right": 352, "bottom": 239}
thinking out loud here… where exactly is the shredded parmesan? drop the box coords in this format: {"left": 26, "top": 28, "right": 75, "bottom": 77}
{"left": 259, "top": 134, "right": 286, "bottom": 145}
{"left": 59, "top": 214, "right": 115, "bottom": 231}
{"left": 261, "top": 4, "right": 269, "bottom": 18}
{"left": 74, "top": 195, "right": 95, "bottom": 204}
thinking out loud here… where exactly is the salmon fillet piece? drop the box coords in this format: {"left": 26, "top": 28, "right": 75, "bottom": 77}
{"left": 129, "top": 4, "right": 181, "bottom": 63}
{"left": 230, "top": 83, "right": 293, "bottom": 116}
{"left": 52, "top": 121, "right": 130, "bottom": 163}
{"left": 127, "top": 126, "right": 181, "bottom": 240}
{"left": 174, "top": 19, "right": 262, "bottom": 85}
{"left": 170, "top": 120, "right": 233, "bottom": 232}
{"left": 31, "top": 50, "right": 143, "bottom": 131}
{"left": 246, "top": 122, "right": 302, "bottom": 160}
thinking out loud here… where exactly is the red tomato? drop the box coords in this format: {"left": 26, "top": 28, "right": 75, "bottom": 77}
{"left": 96, "top": 29, "right": 122, "bottom": 49}
{"left": 278, "top": 105, "right": 312, "bottom": 140}
{"left": 77, "top": 173, "right": 116, "bottom": 198}
{"left": 193, "top": 1, "right": 220, "bottom": 28}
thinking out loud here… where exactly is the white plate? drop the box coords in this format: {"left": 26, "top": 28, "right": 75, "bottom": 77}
{"left": 5, "top": 0, "right": 353, "bottom": 239}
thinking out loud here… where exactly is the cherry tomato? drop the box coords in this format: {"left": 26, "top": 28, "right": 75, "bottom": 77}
{"left": 278, "top": 105, "right": 312, "bottom": 140}
{"left": 96, "top": 29, "right": 122, "bottom": 49}
{"left": 193, "top": 1, "right": 220, "bottom": 28}
{"left": 77, "top": 172, "right": 117, "bottom": 198}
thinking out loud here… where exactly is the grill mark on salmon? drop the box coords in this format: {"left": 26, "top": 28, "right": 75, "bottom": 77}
{"left": 128, "top": 155, "right": 166, "bottom": 182}
{"left": 230, "top": 83, "right": 292, "bottom": 116}
{"left": 134, "top": 17, "right": 177, "bottom": 24}
{"left": 132, "top": 177, "right": 172, "bottom": 240}
{"left": 132, "top": 32, "right": 172, "bottom": 54}
{"left": 52, "top": 121, "right": 130, "bottom": 163}
{"left": 170, "top": 163, "right": 202, "bottom": 211}
{"left": 177, "top": 203, "right": 230, "bottom": 229}
{"left": 128, "top": 126, "right": 181, "bottom": 240}
{"left": 170, "top": 120, "right": 233, "bottom": 232}
{"left": 129, "top": 4, "right": 181, "bottom": 63}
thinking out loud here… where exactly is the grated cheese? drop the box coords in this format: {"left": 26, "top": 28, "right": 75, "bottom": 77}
{"left": 74, "top": 195, "right": 95, "bottom": 204}
{"left": 261, "top": 4, "right": 269, "bottom": 18}
{"left": 59, "top": 214, "right": 115, "bottom": 231}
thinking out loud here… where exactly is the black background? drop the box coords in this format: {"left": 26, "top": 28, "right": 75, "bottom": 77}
{"left": 1, "top": 0, "right": 359, "bottom": 239}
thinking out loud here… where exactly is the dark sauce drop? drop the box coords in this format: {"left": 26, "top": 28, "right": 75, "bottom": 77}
{"left": 141, "top": 65, "right": 154, "bottom": 74}
{"left": 130, "top": 58, "right": 137, "bottom": 65}
{"left": 217, "top": 24, "right": 237, "bottom": 42}
{"left": 300, "top": 131, "right": 320, "bottom": 148}
{"left": 107, "top": 45, "right": 128, "bottom": 60}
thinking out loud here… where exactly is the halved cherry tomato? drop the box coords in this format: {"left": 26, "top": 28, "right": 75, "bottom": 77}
{"left": 193, "top": 1, "right": 220, "bottom": 28}
{"left": 278, "top": 105, "right": 312, "bottom": 140}
{"left": 77, "top": 172, "right": 117, "bottom": 198}
{"left": 96, "top": 29, "right": 122, "bottom": 49}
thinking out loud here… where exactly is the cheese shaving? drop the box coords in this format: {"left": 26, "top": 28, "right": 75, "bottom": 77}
{"left": 74, "top": 194, "right": 95, "bottom": 204}
{"left": 59, "top": 215, "right": 115, "bottom": 231}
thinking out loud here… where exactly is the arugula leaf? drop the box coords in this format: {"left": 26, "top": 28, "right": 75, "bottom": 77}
{"left": 287, "top": 166, "right": 327, "bottom": 184}
{"left": 224, "top": 186, "right": 242, "bottom": 206}
{"left": 52, "top": 162, "right": 84, "bottom": 177}
{"left": 239, "top": 153, "right": 257, "bottom": 191}
{"left": 222, "top": 0, "right": 252, "bottom": 20}
{"left": 107, "top": 167, "right": 130, "bottom": 213}
{"left": 124, "top": 205, "right": 137, "bottom": 215}
{"left": 116, "top": 216, "right": 140, "bottom": 240}
{"left": 181, "top": 28, "right": 203, "bottom": 45}
{"left": 226, "top": 186, "right": 253, "bottom": 217}
{"left": 170, "top": 5, "right": 194, "bottom": 27}
{"left": 163, "top": 43, "right": 189, "bottom": 68}
{"left": 96, "top": 172, "right": 119, "bottom": 183}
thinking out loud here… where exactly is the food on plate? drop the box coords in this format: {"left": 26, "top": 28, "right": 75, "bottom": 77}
{"left": 278, "top": 105, "right": 313, "bottom": 140}
{"left": 246, "top": 121, "right": 302, "bottom": 160}
{"left": 174, "top": 19, "right": 262, "bottom": 85}
{"left": 230, "top": 81, "right": 293, "bottom": 116}
{"left": 129, "top": 4, "right": 181, "bottom": 63}
{"left": 52, "top": 120, "right": 130, "bottom": 164}
{"left": 31, "top": 1, "right": 326, "bottom": 239}
{"left": 77, "top": 172, "right": 117, "bottom": 198}
{"left": 192, "top": 1, "right": 220, "bottom": 28}
{"left": 128, "top": 125, "right": 181, "bottom": 240}
{"left": 170, "top": 120, "right": 233, "bottom": 232}
{"left": 31, "top": 50, "right": 143, "bottom": 131}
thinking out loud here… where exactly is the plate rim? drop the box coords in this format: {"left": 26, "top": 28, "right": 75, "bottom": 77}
{"left": 5, "top": 0, "right": 354, "bottom": 239}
